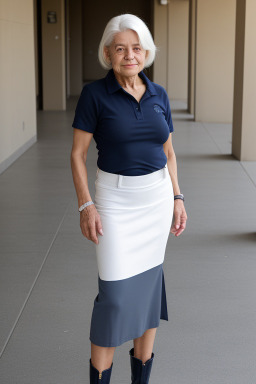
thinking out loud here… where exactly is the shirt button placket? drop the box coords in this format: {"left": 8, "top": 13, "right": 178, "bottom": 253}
{"left": 135, "top": 105, "right": 142, "bottom": 120}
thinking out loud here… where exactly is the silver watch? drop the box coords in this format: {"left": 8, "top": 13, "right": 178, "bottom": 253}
{"left": 174, "top": 194, "right": 184, "bottom": 202}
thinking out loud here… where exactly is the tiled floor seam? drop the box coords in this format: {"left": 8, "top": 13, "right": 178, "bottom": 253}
{"left": 239, "top": 162, "right": 256, "bottom": 189}
{"left": 0, "top": 194, "right": 76, "bottom": 359}
{"left": 201, "top": 121, "right": 225, "bottom": 155}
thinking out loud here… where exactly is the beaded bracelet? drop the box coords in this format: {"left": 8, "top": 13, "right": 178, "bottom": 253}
{"left": 174, "top": 194, "right": 185, "bottom": 202}
{"left": 78, "top": 200, "right": 94, "bottom": 212}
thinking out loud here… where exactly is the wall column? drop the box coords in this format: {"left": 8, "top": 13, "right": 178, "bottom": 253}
{"left": 153, "top": 0, "right": 168, "bottom": 89}
{"left": 188, "top": 0, "right": 196, "bottom": 115}
{"left": 69, "top": 0, "right": 82, "bottom": 95}
{"left": 195, "top": 0, "right": 236, "bottom": 123}
{"left": 41, "top": 0, "right": 66, "bottom": 110}
{"left": 232, "top": 0, "right": 256, "bottom": 160}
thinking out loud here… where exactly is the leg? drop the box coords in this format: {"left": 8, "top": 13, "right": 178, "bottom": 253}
{"left": 133, "top": 327, "right": 157, "bottom": 364}
{"left": 91, "top": 341, "right": 115, "bottom": 373}
{"left": 129, "top": 328, "right": 157, "bottom": 383}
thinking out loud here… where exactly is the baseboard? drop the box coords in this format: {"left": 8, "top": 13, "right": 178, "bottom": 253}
{"left": 0, "top": 135, "right": 37, "bottom": 175}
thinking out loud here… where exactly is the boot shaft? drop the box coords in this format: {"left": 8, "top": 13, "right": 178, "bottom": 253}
{"left": 129, "top": 347, "right": 154, "bottom": 384}
{"left": 90, "top": 358, "right": 113, "bottom": 383}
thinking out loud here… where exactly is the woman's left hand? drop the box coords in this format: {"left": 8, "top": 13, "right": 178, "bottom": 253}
{"left": 170, "top": 200, "right": 187, "bottom": 236}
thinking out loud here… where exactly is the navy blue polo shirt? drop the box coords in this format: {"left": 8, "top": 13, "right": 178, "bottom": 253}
{"left": 72, "top": 68, "right": 174, "bottom": 176}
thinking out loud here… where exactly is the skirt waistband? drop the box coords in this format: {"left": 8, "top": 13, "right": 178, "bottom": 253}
{"left": 96, "top": 164, "right": 168, "bottom": 189}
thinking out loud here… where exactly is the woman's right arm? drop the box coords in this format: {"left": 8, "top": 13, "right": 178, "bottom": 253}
{"left": 70, "top": 128, "right": 103, "bottom": 245}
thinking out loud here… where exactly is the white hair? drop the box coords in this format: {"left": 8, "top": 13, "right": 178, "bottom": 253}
{"left": 98, "top": 14, "right": 157, "bottom": 70}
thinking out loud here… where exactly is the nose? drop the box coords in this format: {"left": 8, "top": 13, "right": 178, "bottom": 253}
{"left": 124, "top": 48, "right": 134, "bottom": 60}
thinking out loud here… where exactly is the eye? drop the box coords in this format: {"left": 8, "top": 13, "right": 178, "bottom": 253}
{"left": 134, "top": 47, "right": 141, "bottom": 51}
{"left": 116, "top": 47, "right": 124, "bottom": 52}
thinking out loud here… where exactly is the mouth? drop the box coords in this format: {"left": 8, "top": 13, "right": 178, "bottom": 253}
{"left": 122, "top": 64, "right": 138, "bottom": 67}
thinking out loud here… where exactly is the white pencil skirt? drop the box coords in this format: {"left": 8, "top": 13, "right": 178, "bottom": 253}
{"left": 89, "top": 163, "right": 174, "bottom": 347}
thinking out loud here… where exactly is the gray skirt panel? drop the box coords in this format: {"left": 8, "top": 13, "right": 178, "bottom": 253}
{"left": 89, "top": 264, "right": 168, "bottom": 347}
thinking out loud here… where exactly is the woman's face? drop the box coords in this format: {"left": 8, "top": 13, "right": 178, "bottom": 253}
{"left": 104, "top": 29, "right": 148, "bottom": 77}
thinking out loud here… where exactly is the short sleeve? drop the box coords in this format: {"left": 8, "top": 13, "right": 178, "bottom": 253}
{"left": 163, "top": 90, "right": 174, "bottom": 133}
{"left": 72, "top": 85, "right": 98, "bottom": 133}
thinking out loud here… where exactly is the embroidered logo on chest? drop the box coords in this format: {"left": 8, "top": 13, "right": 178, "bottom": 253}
{"left": 153, "top": 104, "right": 165, "bottom": 115}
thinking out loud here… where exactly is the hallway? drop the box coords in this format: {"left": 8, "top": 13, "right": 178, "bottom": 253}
{"left": 0, "top": 100, "right": 256, "bottom": 383}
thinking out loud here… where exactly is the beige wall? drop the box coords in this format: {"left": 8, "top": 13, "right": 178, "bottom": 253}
{"left": 154, "top": 0, "right": 236, "bottom": 122}
{"left": 34, "top": 0, "right": 38, "bottom": 98}
{"left": 69, "top": 0, "right": 83, "bottom": 95}
{"left": 195, "top": 0, "right": 236, "bottom": 123}
{"left": 153, "top": 0, "right": 189, "bottom": 102}
{"left": 168, "top": 0, "right": 189, "bottom": 100}
{"left": 153, "top": 0, "right": 168, "bottom": 88}
{"left": 81, "top": 0, "right": 152, "bottom": 82}
{"left": 232, "top": 0, "right": 256, "bottom": 160}
{"left": 239, "top": 0, "right": 256, "bottom": 160}
{"left": 0, "top": 0, "right": 37, "bottom": 173}
{"left": 188, "top": 0, "right": 196, "bottom": 115}
{"left": 41, "top": 0, "right": 66, "bottom": 110}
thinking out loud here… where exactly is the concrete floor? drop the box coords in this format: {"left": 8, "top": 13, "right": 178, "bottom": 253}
{"left": 0, "top": 97, "right": 256, "bottom": 384}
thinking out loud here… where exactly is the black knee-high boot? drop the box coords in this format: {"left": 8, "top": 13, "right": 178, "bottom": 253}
{"left": 89, "top": 358, "right": 113, "bottom": 383}
{"left": 129, "top": 347, "right": 154, "bottom": 384}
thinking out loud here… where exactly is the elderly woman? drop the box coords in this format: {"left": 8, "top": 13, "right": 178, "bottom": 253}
{"left": 71, "top": 13, "right": 187, "bottom": 384}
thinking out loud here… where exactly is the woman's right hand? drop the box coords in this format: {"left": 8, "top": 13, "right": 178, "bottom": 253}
{"left": 80, "top": 204, "right": 104, "bottom": 244}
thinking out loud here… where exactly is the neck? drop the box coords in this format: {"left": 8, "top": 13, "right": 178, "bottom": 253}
{"left": 113, "top": 70, "right": 143, "bottom": 90}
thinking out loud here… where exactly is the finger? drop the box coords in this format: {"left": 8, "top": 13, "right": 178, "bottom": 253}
{"left": 95, "top": 217, "right": 104, "bottom": 236}
{"left": 174, "top": 215, "right": 181, "bottom": 230}
{"left": 170, "top": 226, "right": 180, "bottom": 235}
{"left": 180, "top": 213, "right": 187, "bottom": 224}
{"left": 88, "top": 220, "right": 99, "bottom": 244}
{"left": 170, "top": 221, "right": 186, "bottom": 235}
{"left": 81, "top": 224, "right": 90, "bottom": 239}
{"left": 179, "top": 221, "right": 186, "bottom": 230}
{"left": 173, "top": 217, "right": 186, "bottom": 234}
{"left": 175, "top": 228, "right": 185, "bottom": 236}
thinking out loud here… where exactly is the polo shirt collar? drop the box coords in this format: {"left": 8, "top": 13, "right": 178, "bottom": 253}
{"left": 105, "top": 68, "right": 157, "bottom": 96}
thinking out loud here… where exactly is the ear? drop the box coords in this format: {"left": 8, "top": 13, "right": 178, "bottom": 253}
{"left": 145, "top": 50, "right": 149, "bottom": 59}
{"left": 103, "top": 46, "right": 111, "bottom": 63}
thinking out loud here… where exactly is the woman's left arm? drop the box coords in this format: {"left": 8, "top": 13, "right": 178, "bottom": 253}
{"left": 163, "top": 133, "right": 188, "bottom": 237}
